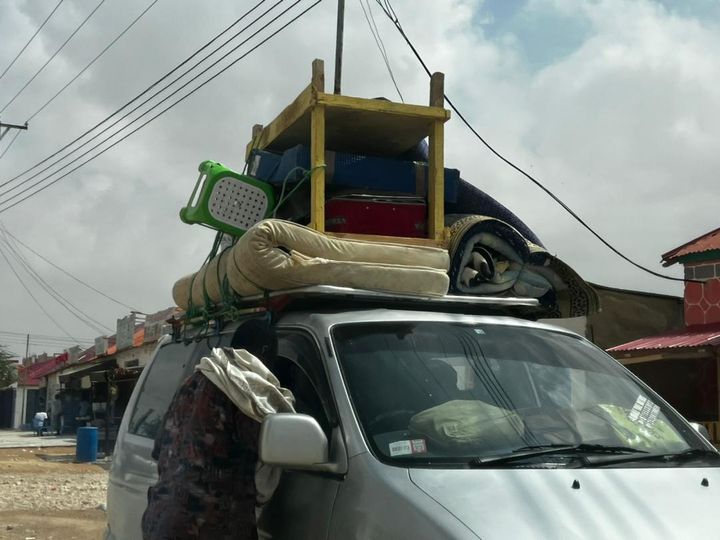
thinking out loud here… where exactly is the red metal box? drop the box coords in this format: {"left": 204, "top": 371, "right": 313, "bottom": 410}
{"left": 325, "top": 194, "right": 427, "bottom": 238}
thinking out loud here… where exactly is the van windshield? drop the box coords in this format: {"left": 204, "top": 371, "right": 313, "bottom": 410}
{"left": 333, "top": 322, "right": 702, "bottom": 465}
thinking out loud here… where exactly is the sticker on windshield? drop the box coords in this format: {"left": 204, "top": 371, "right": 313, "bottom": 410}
{"left": 389, "top": 439, "right": 427, "bottom": 457}
{"left": 628, "top": 395, "right": 661, "bottom": 427}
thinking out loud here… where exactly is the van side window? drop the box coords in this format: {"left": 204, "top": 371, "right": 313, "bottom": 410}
{"left": 128, "top": 344, "right": 192, "bottom": 439}
{"left": 277, "top": 332, "right": 337, "bottom": 436}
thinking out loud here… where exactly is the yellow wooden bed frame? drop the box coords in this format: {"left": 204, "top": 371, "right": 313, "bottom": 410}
{"left": 246, "top": 59, "right": 451, "bottom": 248}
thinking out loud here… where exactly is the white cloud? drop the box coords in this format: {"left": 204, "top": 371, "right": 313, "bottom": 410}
{"left": 0, "top": 0, "right": 717, "bottom": 353}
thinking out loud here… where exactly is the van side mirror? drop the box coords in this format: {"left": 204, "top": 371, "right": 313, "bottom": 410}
{"left": 260, "top": 413, "right": 328, "bottom": 470}
{"left": 691, "top": 422, "right": 712, "bottom": 441}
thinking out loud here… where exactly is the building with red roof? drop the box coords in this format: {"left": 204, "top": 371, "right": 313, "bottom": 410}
{"left": 608, "top": 227, "right": 720, "bottom": 442}
{"left": 11, "top": 307, "right": 179, "bottom": 434}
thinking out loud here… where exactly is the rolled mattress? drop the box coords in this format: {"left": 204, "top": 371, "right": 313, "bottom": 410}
{"left": 173, "top": 247, "right": 232, "bottom": 311}
{"left": 173, "top": 219, "right": 450, "bottom": 310}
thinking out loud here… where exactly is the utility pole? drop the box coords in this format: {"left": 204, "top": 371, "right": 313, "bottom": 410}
{"left": 25, "top": 334, "right": 29, "bottom": 359}
{"left": 0, "top": 120, "right": 28, "bottom": 142}
{"left": 333, "top": 0, "right": 345, "bottom": 94}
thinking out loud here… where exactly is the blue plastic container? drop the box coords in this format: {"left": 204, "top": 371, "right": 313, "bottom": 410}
{"left": 249, "top": 145, "right": 460, "bottom": 203}
{"left": 76, "top": 426, "right": 99, "bottom": 462}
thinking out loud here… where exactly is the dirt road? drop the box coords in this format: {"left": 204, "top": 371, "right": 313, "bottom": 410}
{"left": 0, "top": 447, "right": 108, "bottom": 540}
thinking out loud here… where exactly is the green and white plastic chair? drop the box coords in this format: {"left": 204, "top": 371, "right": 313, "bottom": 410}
{"left": 180, "top": 160, "right": 276, "bottom": 237}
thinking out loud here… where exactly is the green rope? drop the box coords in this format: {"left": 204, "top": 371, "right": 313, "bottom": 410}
{"left": 272, "top": 164, "right": 326, "bottom": 218}
{"left": 182, "top": 164, "right": 326, "bottom": 330}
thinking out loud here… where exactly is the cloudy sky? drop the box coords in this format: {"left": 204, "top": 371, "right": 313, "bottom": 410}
{"left": 0, "top": 0, "right": 717, "bottom": 357}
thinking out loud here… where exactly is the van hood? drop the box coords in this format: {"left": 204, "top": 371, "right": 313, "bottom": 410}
{"left": 410, "top": 466, "right": 720, "bottom": 539}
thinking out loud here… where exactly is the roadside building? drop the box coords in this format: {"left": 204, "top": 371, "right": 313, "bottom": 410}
{"left": 543, "top": 283, "right": 684, "bottom": 349}
{"left": 39, "top": 307, "right": 177, "bottom": 451}
{"left": 608, "top": 227, "right": 720, "bottom": 443}
{"left": 13, "top": 353, "right": 69, "bottom": 429}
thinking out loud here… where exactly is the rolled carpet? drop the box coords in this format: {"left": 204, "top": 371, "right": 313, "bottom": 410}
{"left": 446, "top": 215, "right": 599, "bottom": 317}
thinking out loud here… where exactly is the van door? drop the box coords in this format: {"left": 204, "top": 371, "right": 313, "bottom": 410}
{"left": 257, "top": 330, "right": 344, "bottom": 540}
{"left": 107, "top": 335, "right": 233, "bottom": 540}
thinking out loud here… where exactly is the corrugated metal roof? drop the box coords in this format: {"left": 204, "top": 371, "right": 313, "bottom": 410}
{"left": 608, "top": 323, "right": 720, "bottom": 353}
{"left": 17, "top": 353, "right": 69, "bottom": 386}
{"left": 662, "top": 227, "right": 720, "bottom": 265}
{"left": 18, "top": 307, "right": 179, "bottom": 381}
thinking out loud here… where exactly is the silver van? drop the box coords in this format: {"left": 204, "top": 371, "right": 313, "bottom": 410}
{"left": 105, "top": 288, "right": 720, "bottom": 539}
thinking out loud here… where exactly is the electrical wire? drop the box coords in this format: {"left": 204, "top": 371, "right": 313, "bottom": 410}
{"left": 0, "top": 242, "right": 77, "bottom": 341}
{"left": 0, "top": 330, "right": 94, "bottom": 345}
{"left": 358, "top": 0, "right": 403, "bottom": 102}
{"left": 1, "top": 229, "right": 112, "bottom": 334}
{"left": 0, "top": 337, "right": 94, "bottom": 347}
{"left": 0, "top": 0, "right": 272, "bottom": 191}
{"left": 0, "top": 0, "right": 323, "bottom": 213}
{"left": 26, "top": 0, "right": 162, "bottom": 123}
{"left": 2, "top": 227, "right": 138, "bottom": 311}
{"left": 0, "top": 227, "right": 111, "bottom": 334}
{"left": 0, "top": 0, "right": 287, "bottom": 202}
{"left": 0, "top": 337, "right": 93, "bottom": 350}
{"left": 0, "top": 130, "right": 22, "bottom": 160}
{"left": 0, "top": 0, "right": 66, "bottom": 83}
{"left": 0, "top": 0, "right": 108, "bottom": 115}
{"left": 375, "top": 0, "right": 693, "bottom": 284}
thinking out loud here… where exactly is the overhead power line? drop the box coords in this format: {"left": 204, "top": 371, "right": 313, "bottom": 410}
{"left": 1, "top": 229, "right": 111, "bottom": 334}
{"left": 3, "top": 227, "right": 138, "bottom": 311}
{"left": 0, "top": 331, "right": 94, "bottom": 343}
{"left": 0, "top": 0, "right": 286, "bottom": 203}
{"left": 0, "top": 130, "right": 22, "bottom": 160}
{"left": 0, "top": 229, "right": 112, "bottom": 334}
{"left": 0, "top": 0, "right": 323, "bottom": 213}
{"left": 0, "top": 330, "right": 94, "bottom": 345}
{"left": 0, "top": 0, "right": 273, "bottom": 192}
{"left": 358, "top": 0, "right": 403, "bottom": 102}
{"left": 0, "top": 0, "right": 66, "bottom": 83}
{"left": 26, "top": 0, "right": 161, "bottom": 123}
{"left": 0, "top": 337, "right": 93, "bottom": 350}
{"left": 0, "top": 0, "right": 108, "bottom": 115}
{"left": 0, "top": 242, "right": 77, "bottom": 341}
{"left": 375, "top": 0, "right": 693, "bottom": 284}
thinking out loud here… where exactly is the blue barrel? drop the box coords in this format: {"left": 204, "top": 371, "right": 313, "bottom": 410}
{"left": 76, "top": 426, "right": 99, "bottom": 462}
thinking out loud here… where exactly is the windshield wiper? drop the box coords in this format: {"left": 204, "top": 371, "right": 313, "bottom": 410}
{"left": 585, "top": 447, "right": 720, "bottom": 467}
{"left": 470, "top": 443, "right": 648, "bottom": 467}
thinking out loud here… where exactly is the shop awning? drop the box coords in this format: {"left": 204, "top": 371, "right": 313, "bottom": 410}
{"left": 608, "top": 323, "right": 720, "bottom": 353}
{"left": 59, "top": 358, "right": 117, "bottom": 383}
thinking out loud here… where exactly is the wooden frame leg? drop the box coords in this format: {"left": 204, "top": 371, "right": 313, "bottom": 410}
{"left": 428, "top": 119, "right": 444, "bottom": 241}
{"left": 310, "top": 104, "right": 326, "bottom": 231}
{"left": 428, "top": 72, "right": 445, "bottom": 241}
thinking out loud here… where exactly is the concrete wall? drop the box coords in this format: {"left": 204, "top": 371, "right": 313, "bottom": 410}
{"left": 588, "top": 284, "right": 684, "bottom": 350}
{"left": 539, "top": 316, "right": 588, "bottom": 337}
{"left": 13, "top": 386, "right": 25, "bottom": 428}
{"left": 114, "top": 342, "right": 156, "bottom": 368}
{"left": 683, "top": 261, "right": 720, "bottom": 325}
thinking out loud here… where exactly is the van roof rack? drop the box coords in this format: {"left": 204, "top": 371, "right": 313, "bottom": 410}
{"left": 173, "top": 286, "right": 545, "bottom": 338}
{"left": 234, "top": 285, "right": 543, "bottom": 317}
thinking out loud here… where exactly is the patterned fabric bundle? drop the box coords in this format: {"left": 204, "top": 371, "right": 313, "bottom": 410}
{"left": 446, "top": 215, "right": 599, "bottom": 317}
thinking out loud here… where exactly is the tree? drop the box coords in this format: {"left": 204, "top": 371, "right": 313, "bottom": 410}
{"left": 0, "top": 346, "right": 18, "bottom": 388}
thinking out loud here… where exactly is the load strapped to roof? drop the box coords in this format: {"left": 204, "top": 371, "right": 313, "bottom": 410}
{"left": 173, "top": 59, "right": 597, "bottom": 322}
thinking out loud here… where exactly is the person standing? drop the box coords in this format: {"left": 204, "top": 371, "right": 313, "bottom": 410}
{"left": 51, "top": 393, "right": 63, "bottom": 435}
{"left": 141, "top": 318, "right": 294, "bottom": 540}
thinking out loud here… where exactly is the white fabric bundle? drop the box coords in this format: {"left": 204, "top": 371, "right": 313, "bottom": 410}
{"left": 196, "top": 347, "right": 295, "bottom": 507}
{"left": 196, "top": 347, "right": 295, "bottom": 422}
